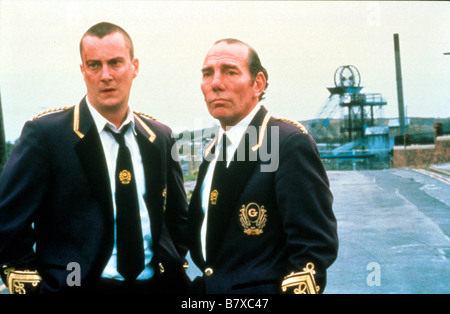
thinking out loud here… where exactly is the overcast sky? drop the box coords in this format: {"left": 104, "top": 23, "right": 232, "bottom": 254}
{"left": 1, "top": 0, "right": 449, "bottom": 142}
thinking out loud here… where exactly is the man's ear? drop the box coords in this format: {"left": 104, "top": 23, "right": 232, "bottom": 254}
{"left": 253, "top": 71, "right": 266, "bottom": 99}
{"left": 132, "top": 58, "right": 139, "bottom": 78}
{"left": 80, "top": 63, "right": 86, "bottom": 80}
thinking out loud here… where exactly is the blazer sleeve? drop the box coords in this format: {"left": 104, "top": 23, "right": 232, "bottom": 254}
{"left": 0, "top": 120, "right": 50, "bottom": 269}
{"left": 275, "top": 131, "right": 338, "bottom": 293}
{"left": 163, "top": 135, "right": 189, "bottom": 259}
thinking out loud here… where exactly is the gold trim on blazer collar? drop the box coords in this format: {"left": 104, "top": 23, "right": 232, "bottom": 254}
{"left": 203, "top": 136, "right": 218, "bottom": 159}
{"left": 134, "top": 113, "right": 157, "bottom": 143}
{"left": 204, "top": 111, "right": 272, "bottom": 159}
{"left": 73, "top": 102, "right": 85, "bottom": 139}
{"left": 72, "top": 104, "right": 157, "bottom": 142}
{"left": 251, "top": 112, "right": 271, "bottom": 152}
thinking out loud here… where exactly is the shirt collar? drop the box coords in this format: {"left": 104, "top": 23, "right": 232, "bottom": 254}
{"left": 85, "top": 97, "right": 136, "bottom": 135}
{"left": 219, "top": 104, "right": 261, "bottom": 150}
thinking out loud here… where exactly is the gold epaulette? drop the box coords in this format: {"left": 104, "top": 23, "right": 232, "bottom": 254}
{"left": 281, "top": 263, "right": 320, "bottom": 294}
{"left": 275, "top": 117, "right": 308, "bottom": 134}
{"left": 133, "top": 111, "right": 158, "bottom": 122}
{"left": 32, "top": 106, "right": 73, "bottom": 120}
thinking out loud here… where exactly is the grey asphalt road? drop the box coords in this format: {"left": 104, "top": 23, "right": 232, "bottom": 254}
{"left": 325, "top": 168, "right": 449, "bottom": 294}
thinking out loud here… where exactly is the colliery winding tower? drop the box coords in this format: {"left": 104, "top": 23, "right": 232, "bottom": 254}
{"left": 327, "top": 65, "right": 387, "bottom": 141}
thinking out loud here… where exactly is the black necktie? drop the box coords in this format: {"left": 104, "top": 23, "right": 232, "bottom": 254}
{"left": 208, "top": 133, "right": 228, "bottom": 209}
{"left": 206, "top": 134, "right": 229, "bottom": 256}
{"left": 106, "top": 124, "right": 145, "bottom": 281}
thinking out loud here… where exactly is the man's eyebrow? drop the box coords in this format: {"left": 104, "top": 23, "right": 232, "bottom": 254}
{"left": 201, "top": 64, "right": 240, "bottom": 72}
{"left": 221, "top": 64, "right": 240, "bottom": 71}
{"left": 201, "top": 66, "right": 212, "bottom": 73}
{"left": 108, "top": 57, "right": 125, "bottom": 63}
{"left": 85, "top": 56, "right": 125, "bottom": 63}
{"left": 85, "top": 59, "right": 101, "bottom": 63}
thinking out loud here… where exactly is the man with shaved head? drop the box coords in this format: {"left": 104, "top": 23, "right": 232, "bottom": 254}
{"left": 0, "top": 22, "right": 189, "bottom": 294}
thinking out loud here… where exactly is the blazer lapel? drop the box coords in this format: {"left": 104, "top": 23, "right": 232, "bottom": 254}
{"left": 187, "top": 150, "right": 212, "bottom": 267}
{"left": 74, "top": 98, "right": 113, "bottom": 221}
{"left": 73, "top": 99, "right": 115, "bottom": 273}
{"left": 134, "top": 115, "right": 163, "bottom": 245}
{"left": 190, "top": 136, "right": 217, "bottom": 233}
{"left": 190, "top": 159, "right": 211, "bottom": 227}
{"left": 206, "top": 107, "right": 270, "bottom": 261}
{"left": 226, "top": 106, "right": 269, "bottom": 208}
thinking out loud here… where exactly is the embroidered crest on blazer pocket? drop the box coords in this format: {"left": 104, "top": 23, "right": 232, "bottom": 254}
{"left": 239, "top": 202, "right": 267, "bottom": 235}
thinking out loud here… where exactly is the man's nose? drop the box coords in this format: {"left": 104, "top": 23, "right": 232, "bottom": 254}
{"left": 100, "top": 65, "right": 113, "bottom": 81}
{"left": 211, "top": 72, "right": 224, "bottom": 91}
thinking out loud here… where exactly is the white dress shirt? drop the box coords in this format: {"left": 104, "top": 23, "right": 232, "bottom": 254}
{"left": 86, "top": 100, "right": 154, "bottom": 280}
{"left": 200, "top": 104, "right": 261, "bottom": 259}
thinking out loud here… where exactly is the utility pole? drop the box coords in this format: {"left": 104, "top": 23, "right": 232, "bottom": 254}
{"left": 0, "top": 85, "right": 7, "bottom": 173}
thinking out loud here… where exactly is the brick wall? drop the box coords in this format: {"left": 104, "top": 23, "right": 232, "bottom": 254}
{"left": 393, "top": 136, "right": 450, "bottom": 168}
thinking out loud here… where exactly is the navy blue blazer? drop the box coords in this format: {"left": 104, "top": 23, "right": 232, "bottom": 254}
{"left": 188, "top": 106, "right": 338, "bottom": 294}
{"left": 0, "top": 98, "right": 189, "bottom": 293}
